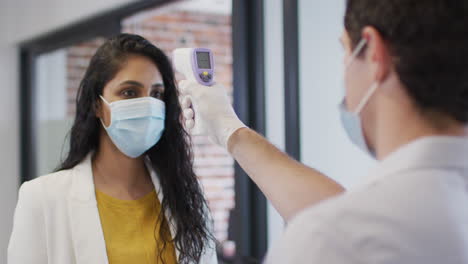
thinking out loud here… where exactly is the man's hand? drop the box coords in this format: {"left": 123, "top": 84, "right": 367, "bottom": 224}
{"left": 179, "top": 80, "right": 247, "bottom": 149}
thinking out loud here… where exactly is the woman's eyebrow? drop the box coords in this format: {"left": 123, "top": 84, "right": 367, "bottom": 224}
{"left": 119, "top": 80, "right": 145, "bottom": 88}
{"left": 152, "top": 83, "right": 164, "bottom": 90}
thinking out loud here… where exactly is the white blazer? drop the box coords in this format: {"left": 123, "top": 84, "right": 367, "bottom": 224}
{"left": 8, "top": 154, "right": 218, "bottom": 264}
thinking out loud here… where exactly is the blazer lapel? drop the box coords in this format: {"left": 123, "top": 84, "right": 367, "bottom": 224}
{"left": 68, "top": 154, "right": 109, "bottom": 264}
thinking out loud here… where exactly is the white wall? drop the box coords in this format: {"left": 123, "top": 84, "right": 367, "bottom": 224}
{"left": 264, "top": 0, "right": 285, "bottom": 247}
{"left": 0, "top": 0, "right": 137, "bottom": 261}
{"left": 298, "top": 0, "right": 375, "bottom": 188}
{"left": 0, "top": 39, "right": 20, "bottom": 264}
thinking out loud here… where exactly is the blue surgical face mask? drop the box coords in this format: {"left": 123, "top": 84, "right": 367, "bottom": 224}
{"left": 339, "top": 39, "right": 379, "bottom": 158}
{"left": 100, "top": 96, "right": 166, "bottom": 158}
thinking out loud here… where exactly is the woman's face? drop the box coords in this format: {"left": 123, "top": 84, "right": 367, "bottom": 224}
{"left": 98, "top": 55, "right": 165, "bottom": 127}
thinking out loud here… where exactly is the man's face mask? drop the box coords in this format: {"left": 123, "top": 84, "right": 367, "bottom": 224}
{"left": 339, "top": 38, "right": 379, "bottom": 158}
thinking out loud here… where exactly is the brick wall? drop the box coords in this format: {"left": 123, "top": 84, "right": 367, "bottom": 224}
{"left": 66, "top": 38, "right": 105, "bottom": 116}
{"left": 65, "top": 4, "right": 234, "bottom": 243}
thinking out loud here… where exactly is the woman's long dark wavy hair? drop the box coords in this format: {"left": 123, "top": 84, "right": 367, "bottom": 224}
{"left": 56, "top": 33, "right": 213, "bottom": 263}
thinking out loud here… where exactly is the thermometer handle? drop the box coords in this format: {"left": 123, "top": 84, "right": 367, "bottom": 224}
{"left": 173, "top": 48, "right": 215, "bottom": 135}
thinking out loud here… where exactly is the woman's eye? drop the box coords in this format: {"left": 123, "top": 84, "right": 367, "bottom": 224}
{"left": 122, "top": 89, "right": 137, "bottom": 98}
{"left": 151, "top": 91, "right": 164, "bottom": 99}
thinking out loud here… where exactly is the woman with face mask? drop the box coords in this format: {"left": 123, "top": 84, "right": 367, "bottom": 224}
{"left": 8, "top": 34, "right": 216, "bottom": 264}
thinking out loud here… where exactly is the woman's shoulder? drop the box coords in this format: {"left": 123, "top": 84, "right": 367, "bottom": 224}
{"left": 20, "top": 168, "right": 75, "bottom": 204}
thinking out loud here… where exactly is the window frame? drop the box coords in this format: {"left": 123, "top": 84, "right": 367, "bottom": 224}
{"left": 283, "top": 0, "right": 301, "bottom": 160}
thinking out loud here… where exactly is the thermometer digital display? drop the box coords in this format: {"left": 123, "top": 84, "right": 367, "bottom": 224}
{"left": 173, "top": 48, "right": 215, "bottom": 86}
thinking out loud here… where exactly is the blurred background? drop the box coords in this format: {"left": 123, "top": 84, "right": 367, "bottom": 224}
{"left": 0, "top": 0, "right": 374, "bottom": 262}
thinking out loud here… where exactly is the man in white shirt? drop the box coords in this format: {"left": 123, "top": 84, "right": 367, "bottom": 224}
{"left": 179, "top": 0, "right": 468, "bottom": 263}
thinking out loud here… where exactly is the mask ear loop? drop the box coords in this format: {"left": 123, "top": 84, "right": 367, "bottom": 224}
{"left": 99, "top": 95, "right": 111, "bottom": 105}
{"left": 353, "top": 82, "right": 379, "bottom": 115}
{"left": 344, "top": 38, "right": 379, "bottom": 114}
{"left": 99, "top": 95, "right": 112, "bottom": 128}
{"left": 346, "top": 38, "right": 368, "bottom": 68}
{"left": 349, "top": 39, "right": 380, "bottom": 115}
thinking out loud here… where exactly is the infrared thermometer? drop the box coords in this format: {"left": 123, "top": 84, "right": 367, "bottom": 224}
{"left": 173, "top": 48, "right": 215, "bottom": 134}
{"left": 173, "top": 48, "right": 215, "bottom": 86}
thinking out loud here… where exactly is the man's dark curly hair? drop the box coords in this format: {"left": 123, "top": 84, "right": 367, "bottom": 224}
{"left": 345, "top": 0, "right": 468, "bottom": 124}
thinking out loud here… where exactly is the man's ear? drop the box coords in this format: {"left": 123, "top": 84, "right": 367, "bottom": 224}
{"left": 362, "top": 26, "right": 392, "bottom": 83}
{"left": 342, "top": 30, "right": 354, "bottom": 57}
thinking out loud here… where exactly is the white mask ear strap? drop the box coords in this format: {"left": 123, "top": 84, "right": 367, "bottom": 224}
{"left": 346, "top": 38, "right": 368, "bottom": 68}
{"left": 99, "top": 95, "right": 111, "bottom": 128}
{"left": 100, "top": 95, "right": 110, "bottom": 105}
{"left": 99, "top": 118, "right": 109, "bottom": 129}
{"left": 354, "top": 82, "right": 380, "bottom": 115}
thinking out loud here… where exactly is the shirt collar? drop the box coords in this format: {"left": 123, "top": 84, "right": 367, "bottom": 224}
{"left": 364, "top": 136, "right": 468, "bottom": 184}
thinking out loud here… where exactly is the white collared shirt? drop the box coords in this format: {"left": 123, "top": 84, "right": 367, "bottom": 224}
{"left": 266, "top": 136, "right": 468, "bottom": 264}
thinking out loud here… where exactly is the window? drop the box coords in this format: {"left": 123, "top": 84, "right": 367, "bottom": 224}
{"left": 35, "top": 38, "right": 106, "bottom": 176}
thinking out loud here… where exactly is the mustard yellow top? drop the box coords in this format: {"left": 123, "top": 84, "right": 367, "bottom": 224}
{"left": 96, "top": 189, "right": 177, "bottom": 264}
